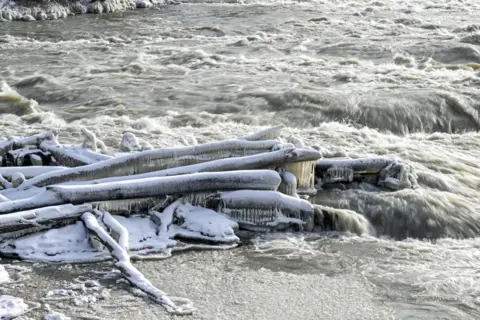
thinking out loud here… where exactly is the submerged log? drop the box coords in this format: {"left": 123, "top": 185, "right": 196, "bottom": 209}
{"left": 0, "top": 170, "right": 281, "bottom": 214}
{"left": 82, "top": 212, "right": 195, "bottom": 315}
{"left": 22, "top": 139, "right": 282, "bottom": 188}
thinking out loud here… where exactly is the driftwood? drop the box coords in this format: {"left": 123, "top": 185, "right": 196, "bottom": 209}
{"left": 82, "top": 212, "right": 195, "bottom": 315}
{"left": 0, "top": 204, "right": 92, "bottom": 234}
{"left": 0, "top": 170, "right": 282, "bottom": 214}
{"left": 207, "top": 190, "right": 314, "bottom": 232}
{"left": 20, "top": 139, "right": 283, "bottom": 188}
{"left": 75, "top": 148, "right": 321, "bottom": 187}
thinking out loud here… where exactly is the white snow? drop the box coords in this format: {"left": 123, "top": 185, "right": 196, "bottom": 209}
{"left": 0, "top": 295, "right": 28, "bottom": 319}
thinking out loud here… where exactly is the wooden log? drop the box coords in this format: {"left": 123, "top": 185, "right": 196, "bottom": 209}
{"left": 82, "top": 212, "right": 195, "bottom": 315}
{"left": 22, "top": 139, "right": 282, "bottom": 188}
{"left": 0, "top": 170, "right": 281, "bottom": 214}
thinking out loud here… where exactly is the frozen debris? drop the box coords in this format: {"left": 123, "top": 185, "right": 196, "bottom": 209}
{"left": 0, "top": 131, "right": 57, "bottom": 156}
{"left": 173, "top": 203, "right": 239, "bottom": 243}
{"left": 23, "top": 139, "right": 282, "bottom": 188}
{"left": 40, "top": 139, "right": 113, "bottom": 167}
{"left": 89, "top": 197, "right": 165, "bottom": 216}
{"left": 283, "top": 160, "right": 317, "bottom": 196}
{"left": 81, "top": 212, "right": 196, "bottom": 315}
{"left": 0, "top": 204, "right": 93, "bottom": 235}
{"left": 315, "top": 156, "right": 417, "bottom": 190}
{"left": 209, "top": 190, "right": 314, "bottom": 231}
{"left": 81, "top": 148, "right": 321, "bottom": 185}
{"left": 0, "top": 265, "right": 10, "bottom": 284}
{"left": 120, "top": 132, "right": 142, "bottom": 152}
{"left": 80, "top": 127, "right": 109, "bottom": 155}
{"left": 0, "top": 170, "right": 281, "bottom": 214}
{"left": 287, "top": 135, "right": 305, "bottom": 148}
{"left": 0, "top": 295, "right": 29, "bottom": 319}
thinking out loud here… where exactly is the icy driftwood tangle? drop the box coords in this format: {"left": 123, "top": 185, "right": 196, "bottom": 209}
{"left": 0, "top": 170, "right": 282, "bottom": 214}
{"left": 21, "top": 139, "right": 282, "bottom": 188}
{"left": 316, "top": 156, "right": 417, "bottom": 190}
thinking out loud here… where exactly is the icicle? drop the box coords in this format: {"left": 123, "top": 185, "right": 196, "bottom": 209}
{"left": 88, "top": 197, "right": 166, "bottom": 216}
{"left": 283, "top": 161, "right": 317, "bottom": 196}
{"left": 211, "top": 190, "right": 314, "bottom": 231}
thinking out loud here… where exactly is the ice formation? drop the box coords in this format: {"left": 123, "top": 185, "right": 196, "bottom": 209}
{"left": 0, "top": 126, "right": 417, "bottom": 314}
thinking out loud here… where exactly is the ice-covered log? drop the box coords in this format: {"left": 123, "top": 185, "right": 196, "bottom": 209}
{"left": 40, "top": 140, "right": 113, "bottom": 167}
{"left": 79, "top": 148, "right": 321, "bottom": 185}
{"left": 239, "top": 126, "right": 283, "bottom": 141}
{"left": 0, "top": 170, "right": 281, "bottom": 214}
{"left": 208, "top": 190, "right": 314, "bottom": 231}
{"left": 2, "top": 147, "right": 52, "bottom": 167}
{"left": 0, "top": 131, "right": 57, "bottom": 156}
{"left": 315, "top": 157, "right": 417, "bottom": 190}
{"left": 81, "top": 212, "right": 195, "bottom": 315}
{"left": 22, "top": 139, "right": 282, "bottom": 188}
{"left": 0, "top": 166, "right": 67, "bottom": 180}
{"left": 88, "top": 197, "right": 166, "bottom": 216}
{"left": 0, "top": 204, "right": 92, "bottom": 234}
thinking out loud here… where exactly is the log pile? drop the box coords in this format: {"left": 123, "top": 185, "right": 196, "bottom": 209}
{"left": 0, "top": 126, "right": 417, "bottom": 314}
